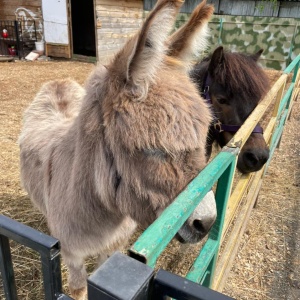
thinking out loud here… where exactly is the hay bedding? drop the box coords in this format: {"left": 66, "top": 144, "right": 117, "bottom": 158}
{"left": 0, "top": 61, "right": 299, "bottom": 299}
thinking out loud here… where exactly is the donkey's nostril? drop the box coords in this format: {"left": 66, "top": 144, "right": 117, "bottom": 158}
{"left": 238, "top": 149, "right": 270, "bottom": 173}
{"left": 261, "top": 149, "right": 269, "bottom": 164}
{"left": 244, "top": 152, "right": 259, "bottom": 166}
{"left": 193, "top": 219, "right": 206, "bottom": 233}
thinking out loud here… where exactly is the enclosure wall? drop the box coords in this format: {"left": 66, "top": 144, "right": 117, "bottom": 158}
{"left": 144, "top": 0, "right": 300, "bottom": 18}
{"left": 173, "top": 13, "right": 300, "bottom": 70}
{"left": 0, "top": 0, "right": 43, "bottom": 42}
{"left": 0, "top": 0, "right": 42, "bottom": 21}
{"left": 95, "top": 0, "right": 143, "bottom": 64}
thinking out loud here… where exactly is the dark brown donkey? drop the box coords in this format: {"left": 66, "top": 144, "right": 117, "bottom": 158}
{"left": 19, "top": 1, "right": 216, "bottom": 299}
{"left": 191, "top": 47, "right": 270, "bottom": 173}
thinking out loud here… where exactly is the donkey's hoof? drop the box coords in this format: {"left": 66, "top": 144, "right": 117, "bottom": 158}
{"left": 70, "top": 286, "right": 87, "bottom": 300}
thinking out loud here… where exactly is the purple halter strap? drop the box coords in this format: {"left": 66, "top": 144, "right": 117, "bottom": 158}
{"left": 202, "top": 73, "right": 264, "bottom": 135}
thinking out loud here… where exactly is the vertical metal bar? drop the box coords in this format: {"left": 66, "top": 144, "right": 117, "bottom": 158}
{"left": 287, "top": 64, "right": 300, "bottom": 120}
{"left": 40, "top": 249, "right": 64, "bottom": 300}
{"left": 14, "top": 20, "right": 21, "bottom": 59}
{"left": 0, "top": 215, "right": 70, "bottom": 299}
{"left": 186, "top": 239, "right": 218, "bottom": 285}
{"left": 211, "top": 153, "right": 237, "bottom": 242}
{"left": 218, "top": 18, "right": 223, "bottom": 45}
{"left": 34, "top": 20, "right": 37, "bottom": 41}
{"left": 201, "top": 259, "right": 214, "bottom": 287}
{"left": 291, "top": 59, "right": 300, "bottom": 83}
{"left": 0, "top": 21, "right": 3, "bottom": 55}
{"left": 206, "top": 152, "right": 237, "bottom": 286}
{"left": 186, "top": 149, "right": 238, "bottom": 287}
{"left": 153, "top": 269, "right": 234, "bottom": 300}
{"left": 88, "top": 252, "right": 154, "bottom": 300}
{"left": 284, "top": 54, "right": 300, "bottom": 74}
{"left": 0, "top": 235, "right": 18, "bottom": 300}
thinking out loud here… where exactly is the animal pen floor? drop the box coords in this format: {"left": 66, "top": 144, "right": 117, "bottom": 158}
{"left": 0, "top": 61, "right": 299, "bottom": 300}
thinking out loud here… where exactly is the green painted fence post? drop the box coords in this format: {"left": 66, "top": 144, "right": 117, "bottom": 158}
{"left": 129, "top": 150, "right": 238, "bottom": 269}
{"left": 218, "top": 18, "right": 224, "bottom": 46}
{"left": 186, "top": 147, "right": 238, "bottom": 287}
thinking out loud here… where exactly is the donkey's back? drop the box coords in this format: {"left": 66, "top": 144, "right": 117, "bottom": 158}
{"left": 19, "top": 79, "right": 85, "bottom": 214}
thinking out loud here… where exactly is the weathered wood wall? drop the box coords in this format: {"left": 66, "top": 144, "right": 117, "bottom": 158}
{"left": 2, "top": 0, "right": 298, "bottom": 62}
{"left": 145, "top": 0, "right": 300, "bottom": 18}
{"left": 0, "top": 0, "right": 42, "bottom": 20}
{"left": 217, "top": 0, "right": 300, "bottom": 18}
{"left": 46, "top": 44, "right": 71, "bottom": 59}
{"left": 0, "top": 0, "right": 43, "bottom": 43}
{"left": 95, "top": 0, "right": 143, "bottom": 64}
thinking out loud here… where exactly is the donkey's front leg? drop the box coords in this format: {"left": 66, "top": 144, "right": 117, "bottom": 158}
{"left": 62, "top": 250, "right": 88, "bottom": 300}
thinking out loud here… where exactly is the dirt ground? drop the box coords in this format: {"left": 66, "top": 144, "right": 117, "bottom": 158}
{"left": 223, "top": 85, "right": 300, "bottom": 298}
{"left": 0, "top": 60, "right": 299, "bottom": 300}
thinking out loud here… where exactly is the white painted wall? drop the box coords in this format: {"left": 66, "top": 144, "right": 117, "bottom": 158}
{"left": 42, "top": 0, "right": 69, "bottom": 44}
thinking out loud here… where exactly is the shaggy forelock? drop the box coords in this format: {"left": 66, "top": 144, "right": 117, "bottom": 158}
{"left": 216, "top": 52, "right": 270, "bottom": 105}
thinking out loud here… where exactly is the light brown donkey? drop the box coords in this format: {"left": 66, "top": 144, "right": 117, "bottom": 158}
{"left": 19, "top": 1, "right": 215, "bottom": 299}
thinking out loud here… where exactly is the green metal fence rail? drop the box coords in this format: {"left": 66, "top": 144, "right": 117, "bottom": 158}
{"left": 129, "top": 148, "right": 238, "bottom": 284}
{"left": 129, "top": 54, "right": 300, "bottom": 291}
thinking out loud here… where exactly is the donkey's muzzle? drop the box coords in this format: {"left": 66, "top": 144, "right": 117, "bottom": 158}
{"left": 176, "top": 190, "right": 216, "bottom": 244}
{"left": 238, "top": 148, "right": 270, "bottom": 173}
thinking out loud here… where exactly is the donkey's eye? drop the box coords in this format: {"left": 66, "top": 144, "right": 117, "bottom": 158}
{"left": 217, "top": 98, "right": 228, "bottom": 105}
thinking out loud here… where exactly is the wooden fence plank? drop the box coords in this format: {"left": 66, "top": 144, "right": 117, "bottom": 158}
{"left": 228, "top": 74, "right": 287, "bottom": 149}
{"left": 212, "top": 174, "right": 263, "bottom": 291}
{"left": 221, "top": 115, "right": 276, "bottom": 243}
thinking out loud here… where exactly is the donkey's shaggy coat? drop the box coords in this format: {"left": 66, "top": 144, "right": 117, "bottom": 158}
{"left": 19, "top": 1, "right": 214, "bottom": 298}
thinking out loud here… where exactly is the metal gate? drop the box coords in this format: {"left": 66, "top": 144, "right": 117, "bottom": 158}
{"left": 0, "top": 20, "right": 37, "bottom": 59}
{"left": 0, "top": 215, "right": 233, "bottom": 300}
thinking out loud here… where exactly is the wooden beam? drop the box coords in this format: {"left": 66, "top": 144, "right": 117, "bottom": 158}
{"left": 227, "top": 74, "right": 287, "bottom": 149}
{"left": 221, "top": 115, "right": 276, "bottom": 243}
{"left": 212, "top": 169, "right": 264, "bottom": 292}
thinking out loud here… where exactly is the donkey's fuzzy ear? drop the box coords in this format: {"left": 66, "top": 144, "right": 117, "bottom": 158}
{"left": 208, "top": 46, "right": 224, "bottom": 78}
{"left": 111, "top": 0, "right": 183, "bottom": 101}
{"left": 251, "top": 49, "right": 263, "bottom": 61}
{"left": 167, "top": 0, "right": 214, "bottom": 67}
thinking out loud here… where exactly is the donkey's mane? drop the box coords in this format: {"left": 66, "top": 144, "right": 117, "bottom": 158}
{"left": 202, "top": 50, "right": 270, "bottom": 106}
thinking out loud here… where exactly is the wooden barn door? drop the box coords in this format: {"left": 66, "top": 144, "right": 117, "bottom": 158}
{"left": 42, "top": 0, "right": 71, "bottom": 58}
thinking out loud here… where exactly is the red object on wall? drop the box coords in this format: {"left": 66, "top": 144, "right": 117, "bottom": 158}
{"left": 2, "top": 29, "right": 8, "bottom": 38}
{"left": 8, "top": 46, "right": 16, "bottom": 56}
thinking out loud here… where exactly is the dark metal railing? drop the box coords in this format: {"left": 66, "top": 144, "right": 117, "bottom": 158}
{"left": 88, "top": 251, "right": 235, "bottom": 300}
{"left": 0, "top": 214, "right": 234, "bottom": 300}
{"left": 0, "top": 215, "right": 71, "bottom": 300}
{"left": 152, "top": 269, "right": 234, "bottom": 300}
{"left": 0, "top": 20, "right": 37, "bottom": 59}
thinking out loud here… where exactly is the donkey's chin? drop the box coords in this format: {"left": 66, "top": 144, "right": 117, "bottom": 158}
{"left": 237, "top": 163, "right": 262, "bottom": 174}
{"left": 176, "top": 223, "right": 211, "bottom": 244}
{"left": 175, "top": 190, "right": 217, "bottom": 244}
